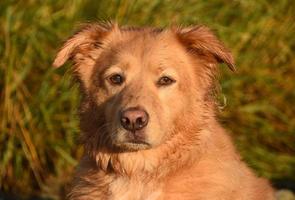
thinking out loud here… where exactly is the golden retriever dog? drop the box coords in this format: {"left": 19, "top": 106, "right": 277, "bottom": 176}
{"left": 53, "top": 22, "right": 275, "bottom": 200}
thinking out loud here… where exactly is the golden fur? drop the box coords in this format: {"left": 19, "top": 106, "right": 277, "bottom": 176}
{"left": 54, "top": 22, "right": 275, "bottom": 200}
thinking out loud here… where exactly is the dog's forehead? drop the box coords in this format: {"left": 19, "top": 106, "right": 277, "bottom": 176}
{"left": 108, "top": 30, "right": 189, "bottom": 72}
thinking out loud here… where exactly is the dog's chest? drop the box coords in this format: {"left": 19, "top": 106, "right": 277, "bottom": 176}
{"left": 108, "top": 176, "right": 163, "bottom": 200}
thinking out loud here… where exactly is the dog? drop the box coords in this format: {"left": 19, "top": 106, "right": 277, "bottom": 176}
{"left": 53, "top": 22, "right": 275, "bottom": 200}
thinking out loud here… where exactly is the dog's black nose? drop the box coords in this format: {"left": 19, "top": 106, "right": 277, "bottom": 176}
{"left": 120, "top": 107, "right": 149, "bottom": 131}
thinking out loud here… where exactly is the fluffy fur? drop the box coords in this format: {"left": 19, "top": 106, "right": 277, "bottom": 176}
{"left": 53, "top": 22, "right": 275, "bottom": 200}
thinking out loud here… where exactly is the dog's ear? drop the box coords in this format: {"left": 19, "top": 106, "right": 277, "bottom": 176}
{"left": 53, "top": 23, "right": 116, "bottom": 68}
{"left": 175, "top": 25, "right": 235, "bottom": 71}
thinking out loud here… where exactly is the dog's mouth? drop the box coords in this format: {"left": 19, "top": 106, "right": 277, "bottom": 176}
{"left": 126, "top": 139, "right": 150, "bottom": 146}
{"left": 113, "top": 136, "right": 151, "bottom": 151}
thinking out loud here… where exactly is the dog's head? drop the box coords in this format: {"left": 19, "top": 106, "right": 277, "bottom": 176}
{"left": 54, "top": 23, "right": 234, "bottom": 153}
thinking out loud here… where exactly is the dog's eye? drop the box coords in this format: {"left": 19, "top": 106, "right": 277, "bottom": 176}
{"left": 157, "top": 76, "right": 176, "bottom": 86}
{"left": 108, "top": 74, "right": 124, "bottom": 85}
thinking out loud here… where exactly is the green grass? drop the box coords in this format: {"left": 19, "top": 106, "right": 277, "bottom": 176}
{"left": 0, "top": 0, "right": 294, "bottom": 199}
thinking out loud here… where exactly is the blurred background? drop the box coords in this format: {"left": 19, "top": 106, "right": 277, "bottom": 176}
{"left": 0, "top": 0, "right": 294, "bottom": 199}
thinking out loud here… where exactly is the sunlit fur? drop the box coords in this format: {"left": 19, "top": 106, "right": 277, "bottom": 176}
{"left": 54, "top": 22, "right": 274, "bottom": 200}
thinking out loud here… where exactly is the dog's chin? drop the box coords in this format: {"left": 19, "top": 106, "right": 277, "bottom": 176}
{"left": 113, "top": 140, "right": 152, "bottom": 152}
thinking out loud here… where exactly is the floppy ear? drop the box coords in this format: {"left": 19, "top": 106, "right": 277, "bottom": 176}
{"left": 176, "top": 25, "right": 235, "bottom": 71}
{"left": 53, "top": 23, "right": 115, "bottom": 68}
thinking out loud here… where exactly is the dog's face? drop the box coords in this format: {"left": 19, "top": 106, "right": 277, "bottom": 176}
{"left": 54, "top": 23, "right": 234, "bottom": 152}
{"left": 92, "top": 32, "right": 196, "bottom": 151}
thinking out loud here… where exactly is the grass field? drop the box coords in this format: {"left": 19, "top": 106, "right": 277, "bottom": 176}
{"left": 0, "top": 0, "right": 294, "bottom": 199}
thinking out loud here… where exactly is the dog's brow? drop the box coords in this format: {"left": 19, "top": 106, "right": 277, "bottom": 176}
{"left": 154, "top": 65, "right": 171, "bottom": 74}
{"left": 156, "top": 66, "right": 165, "bottom": 72}
{"left": 104, "top": 66, "right": 123, "bottom": 77}
{"left": 158, "top": 68, "right": 178, "bottom": 78}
